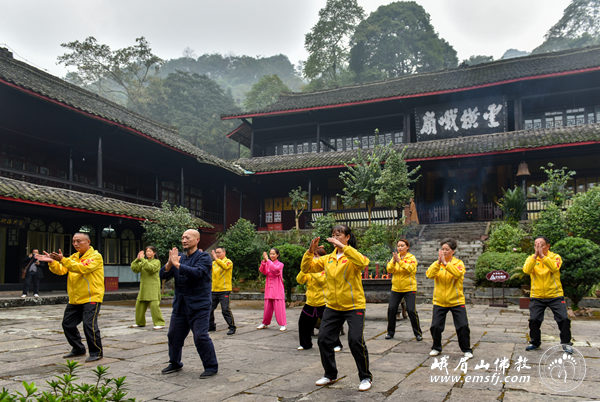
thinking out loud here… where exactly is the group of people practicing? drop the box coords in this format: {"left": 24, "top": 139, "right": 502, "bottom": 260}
{"left": 34, "top": 224, "right": 573, "bottom": 392}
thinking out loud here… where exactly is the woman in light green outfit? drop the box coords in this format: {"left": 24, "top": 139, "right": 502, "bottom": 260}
{"left": 130, "top": 246, "right": 165, "bottom": 329}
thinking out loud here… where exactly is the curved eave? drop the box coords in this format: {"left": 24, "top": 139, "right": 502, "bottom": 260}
{"left": 222, "top": 67, "right": 600, "bottom": 120}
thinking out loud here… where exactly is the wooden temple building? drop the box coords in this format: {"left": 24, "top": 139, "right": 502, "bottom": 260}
{"left": 223, "top": 46, "right": 600, "bottom": 230}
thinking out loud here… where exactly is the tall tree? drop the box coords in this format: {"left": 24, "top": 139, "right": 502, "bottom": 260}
{"left": 339, "top": 143, "right": 391, "bottom": 225}
{"left": 376, "top": 147, "right": 420, "bottom": 225}
{"left": 136, "top": 71, "right": 240, "bottom": 159}
{"left": 243, "top": 74, "right": 290, "bottom": 111}
{"left": 349, "top": 1, "right": 458, "bottom": 81}
{"left": 288, "top": 186, "right": 309, "bottom": 232}
{"left": 303, "top": 0, "right": 365, "bottom": 84}
{"left": 57, "top": 36, "right": 162, "bottom": 108}
{"left": 533, "top": 0, "right": 600, "bottom": 54}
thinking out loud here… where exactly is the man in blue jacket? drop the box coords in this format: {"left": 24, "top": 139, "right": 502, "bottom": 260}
{"left": 160, "top": 229, "right": 218, "bottom": 378}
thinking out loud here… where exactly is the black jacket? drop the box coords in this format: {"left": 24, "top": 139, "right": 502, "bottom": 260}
{"left": 160, "top": 249, "right": 213, "bottom": 313}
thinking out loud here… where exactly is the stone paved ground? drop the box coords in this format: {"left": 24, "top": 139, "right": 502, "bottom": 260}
{"left": 0, "top": 299, "right": 598, "bottom": 401}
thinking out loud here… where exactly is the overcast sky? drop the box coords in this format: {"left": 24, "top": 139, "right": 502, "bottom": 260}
{"left": 0, "top": 0, "right": 571, "bottom": 78}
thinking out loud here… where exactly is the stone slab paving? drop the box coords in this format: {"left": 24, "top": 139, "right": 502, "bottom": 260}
{"left": 0, "top": 301, "right": 598, "bottom": 401}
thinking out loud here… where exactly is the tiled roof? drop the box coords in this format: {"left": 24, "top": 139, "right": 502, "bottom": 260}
{"left": 223, "top": 46, "right": 600, "bottom": 119}
{"left": 226, "top": 122, "right": 252, "bottom": 148}
{"left": 235, "top": 124, "right": 600, "bottom": 173}
{"left": 0, "top": 176, "right": 213, "bottom": 228}
{"left": 0, "top": 51, "right": 243, "bottom": 175}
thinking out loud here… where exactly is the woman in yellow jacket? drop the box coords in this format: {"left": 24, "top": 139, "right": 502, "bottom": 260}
{"left": 426, "top": 238, "right": 473, "bottom": 359}
{"left": 296, "top": 248, "right": 343, "bottom": 351}
{"left": 130, "top": 246, "right": 165, "bottom": 329}
{"left": 301, "top": 224, "right": 372, "bottom": 392}
{"left": 385, "top": 239, "right": 423, "bottom": 341}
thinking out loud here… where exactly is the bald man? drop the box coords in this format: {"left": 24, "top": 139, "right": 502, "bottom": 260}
{"left": 160, "top": 229, "right": 218, "bottom": 378}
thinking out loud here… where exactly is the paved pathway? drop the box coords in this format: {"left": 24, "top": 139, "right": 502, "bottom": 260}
{"left": 0, "top": 300, "right": 598, "bottom": 401}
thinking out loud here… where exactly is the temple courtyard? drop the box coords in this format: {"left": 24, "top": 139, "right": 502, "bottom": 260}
{"left": 0, "top": 298, "right": 598, "bottom": 401}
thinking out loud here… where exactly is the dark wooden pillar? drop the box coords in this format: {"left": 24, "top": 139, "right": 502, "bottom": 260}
{"left": 96, "top": 136, "right": 102, "bottom": 189}
{"left": 403, "top": 114, "right": 411, "bottom": 143}
{"left": 514, "top": 98, "right": 523, "bottom": 131}
{"left": 180, "top": 168, "right": 185, "bottom": 206}
{"left": 250, "top": 130, "right": 255, "bottom": 157}
{"left": 316, "top": 122, "right": 321, "bottom": 153}
{"left": 308, "top": 178, "right": 312, "bottom": 212}
{"left": 155, "top": 175, "right": 159, "bottom": 203}
{"left": 239, "top": 190, "right": 243, "bottom": 220}
{"left": 68, "top": 148, "right": 73, "bottom": 188}
{"left": 223, "top": 183, "right": 227, "bottom": 228}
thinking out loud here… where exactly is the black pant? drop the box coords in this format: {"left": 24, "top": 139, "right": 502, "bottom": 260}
{"left": 528, "top": 297, "right": 571, "bottom": 346}
{"left": 62, "top": 303, "right": 103, "bottom": 356}
{"left": 318, "top": 307, "right": 372, "bottom": 381}
{"left": 430, "top": 305, "right": 472, "bottom": 353}
{"left": 209, "top": 291, "right": 235, "bottom": 330}
{"left": 168, "top": 307, "right": 218, "bottom": 372}
{"left": 298, "top": 304, "right": 343, "bottom": 350}
{"left": 387, "top": 291, "right": 422, "bottom": 337}
{"left": 22, "top": 271, "right": 41, "bottom": 295}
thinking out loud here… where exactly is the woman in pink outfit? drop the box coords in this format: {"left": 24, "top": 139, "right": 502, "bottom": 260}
{"left": 257, "top": 248, "right": 287, "bottom": 331}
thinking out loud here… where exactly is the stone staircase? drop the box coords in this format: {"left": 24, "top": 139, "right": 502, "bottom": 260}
{"left": 404, "top": 222, "right": 488, "bottom": 304}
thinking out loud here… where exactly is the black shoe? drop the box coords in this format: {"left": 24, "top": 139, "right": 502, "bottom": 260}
{"left": 161, "top": 364, "right": 182, "bottom": 374}
{"left": 562, "top": 344, "right": 574, "bottom": 354}
{"left": 63, "top": 349, "right": 86, "bottom": 358}
{"left": 208, "top": 326, "right": 216, "bottom": 332}
{"left": 227, "top": 328, "right": 236, "bottom": 335}
{"left": 525, "top": 344, "right": 540, "bottom": 351}
{"left": 385, "top": 334, "right": 393, "bottom": 340}
{"left": 416, "top": 335, "right": 423, "bottom": 341}
{"left": 85, "top": 354, "right": 102, "bottom": 363}
{"left": 199, "top": 370, "right": 217, "bottom": 378}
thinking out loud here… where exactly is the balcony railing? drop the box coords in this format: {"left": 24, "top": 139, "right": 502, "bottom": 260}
{"left": 309, "top": 208, "right": 399, "bottom": 228}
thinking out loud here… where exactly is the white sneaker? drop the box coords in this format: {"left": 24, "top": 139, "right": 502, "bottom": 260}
{"left": 464, "top": 351, "right": 473, "bottom": 360}
{"left": 153, "top": 326, "right": 165, "bottom": 330}
{"left": 333, "top": 346, "right": 342, "bottom": 352}
{"left": 256, "top": 323, "right": 268, "bottom": 329}
{"left": 429, "top": 349, "right": 440, "bottom": 356}
{"left": 279, "top": 326, "right": 287, "bottom": 331}
{"left": 315, "top": 377, "right": 333, "bottom": 386}
{"left": 21, "top": 294, "right": 26, "bottom": 298}
{"left": 297, "top": 346, "right": 304, "bottom": 350}
{"left": 129, "top": 324, "right": 143, "bottom": 328}
{"left": 34, "top": 294, "right": 39, "bottom": 298}
{"left": 358, "top": 379, "right": 372, "bottom": 391}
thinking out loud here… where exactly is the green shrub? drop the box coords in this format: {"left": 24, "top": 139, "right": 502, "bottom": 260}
{"left": 311, "top": 214, "right": 337, "bottom": 253}
{"left": 276, "top": 243, "right": 307, "bottom": 302}
{"left": 219, "top": 218, "right": 266, "bottom": 281}
{"left": 566, "top": 187, "right": 600, "bottom": 244}
{"left": 0, "top": 360, "right": 133, "bottom": 401}
{"left": 532, "top": 203, "right": 567, "bottom": 245}
{"left": 552, "top": 237, "right": 600, "bottom": 309}
{"left": 486, "top": 222, "right": 528, "bottom": 252}
{"left": 356, "top": 223, "right": 401, "bottom": 250}
{"left": 475, "top": 251, "right": 529, "bottom": 287}
{"left": 497, "top": 186, "right": 526, "bottom": 223}
{"left": 362, "top": 243, "right": 392, "bottom": 269}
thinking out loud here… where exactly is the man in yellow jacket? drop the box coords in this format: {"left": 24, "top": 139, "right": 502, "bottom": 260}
{"left": 209, "top": 246, "right": 236, "bottom": 335}
{"left": 40, "top": 232, "right": 104, "bottom": 362}
{"left": 523, "top": 236, "right": 572, "bottom": 353}
{"left": 426, "top": 238, "right": 473, "bottom": 359}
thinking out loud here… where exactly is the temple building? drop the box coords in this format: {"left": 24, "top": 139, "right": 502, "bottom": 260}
{"left": 223, "top": 45, "right": 600, "bottom": 229}
{"left": 0, "top": 48, "right": 248, "bottom": 289}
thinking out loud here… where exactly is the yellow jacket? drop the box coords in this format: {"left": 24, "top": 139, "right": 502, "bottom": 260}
{"left": 296, "top": 270, "right": 327, "bottom": 307}
{"left": 212, "top": 257, "right": 233, "bottom": 292}
{"left": 386, "top": 252, "right": 418, "bottom": 292}
{"left": 301, "top": 245, "right": 369, "bottom": 311}
{"left": 522, "top": 251, "right": 563, "bottom": 298}
{"left": 426, "top": 256, "right": 466, "bottom": 307}
{"left": 49, "top": 246, "right": 104, "bottom": 304}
